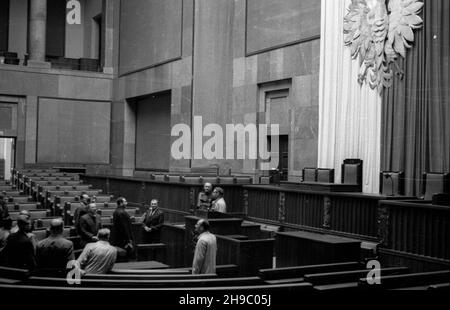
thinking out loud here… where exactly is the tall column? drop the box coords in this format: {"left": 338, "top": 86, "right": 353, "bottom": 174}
{"left": 28, "top": 0, "right": 50, "bottom": 68}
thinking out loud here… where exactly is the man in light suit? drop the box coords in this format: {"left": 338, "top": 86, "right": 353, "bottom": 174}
{"left": 192, "top": 219, "right": 216, "bottom": 274}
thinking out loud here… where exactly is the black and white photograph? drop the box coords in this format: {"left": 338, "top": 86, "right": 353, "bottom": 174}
{"left": 0, "top": 0, "right": 449, "bottom": 304}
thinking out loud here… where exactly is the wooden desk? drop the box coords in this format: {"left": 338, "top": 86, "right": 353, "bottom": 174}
{"left": 275, "top": 231, "right": 361, "bottom": 268}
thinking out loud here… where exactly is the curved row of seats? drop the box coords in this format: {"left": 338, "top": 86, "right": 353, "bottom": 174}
{"left": 0, "top": 262, "right": 448, "bottom": 291}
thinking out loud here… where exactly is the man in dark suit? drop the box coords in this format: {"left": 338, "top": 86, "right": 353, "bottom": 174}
{"left": 0, "top": 214, "right": 36, "bottom": 270}
{"left": 142, "top": 199, "right": 164, "bottom": 243}
{"left": 0, "top": 195, "right": 9, "bottom": 228}
{"left": 111, "top": 197, "right": 133, "bottom": 257}
{"left": 79, "top": 203, "right": 101, "bottom": 247}
{"left": 36, "top": 218, "right": 74, "bottom": 277}
{"left": 73, "top": 194, "right": 90, "bottom": 234}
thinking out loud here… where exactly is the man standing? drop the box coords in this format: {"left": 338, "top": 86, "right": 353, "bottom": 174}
{"left": 0, "top": 215, "right": 36, "bottom": 270}
{"left": 36, "top": 218, "right": 74, "bottom": 276}
{"left": 0, "top": 195, "right": 9, "bottom": 228}
{"left": 78, "top": 203, "right": 101, "bottom": 247}
{"left": 192, "top": 219, "right": 217, "bottom": 274}
{"left": 142, "top": 199, "right": 164, "bottom": 243}
{"left": 197, "top": 183, "right": 213, "bottom": 210}
{"left": 111, "top": 197, "right": 133, "bottom": 257}
{"left": 73, "top": 194, "right": 90, "bottom": 233}
{"left": 211, "top": 187, "right": 227, "bottom": 213}
{"left": 77, "top": 228, "right": 117, "bottom": 274}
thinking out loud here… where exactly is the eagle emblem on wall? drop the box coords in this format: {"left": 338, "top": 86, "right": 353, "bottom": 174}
{"left": 343, "top": 0, "right": 423, "bottom": 93}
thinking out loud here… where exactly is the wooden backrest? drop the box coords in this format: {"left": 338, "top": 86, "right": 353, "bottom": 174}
{"left": 305, "top": 267, "right": 409, "bottom": 285}
{"left": 83, "top": 274, "right": 218, "bottom": 281}
{"left": 317, "top": 169, "right": 335, "bottom": 183}
{"left": 423, "top": 172, "right": 450, "bottom": 200}
{"left": 359, "top": 270, "right": 450, "bottom": 289}
{"left": 259, "top": 262, "right": 361, "bottom": 280}
{"left": 26, "top": 276, "right": 263, "bottom": 288}
{"left": 380, "top": 171, "right": 404, "bottom": 196}
{"left": 302, "top": 168, "right": 317, "bottom": 182}
{"left": 341, "top": 159, "right": 363, "bottom": 190}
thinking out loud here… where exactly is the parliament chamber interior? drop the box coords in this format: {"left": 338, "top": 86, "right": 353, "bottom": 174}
{"left": 0, "top": 0, "right": 449, "bottom": 297}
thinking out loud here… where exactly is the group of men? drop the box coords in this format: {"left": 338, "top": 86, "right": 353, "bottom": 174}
{"left": 197, "top": 183, "right": 227, "bottom": 213}
{"left": 0, "top": 185, "right": 220, "bottom": 277}
{"left": 0, "top": 195, "right": 165, "bottom": 276}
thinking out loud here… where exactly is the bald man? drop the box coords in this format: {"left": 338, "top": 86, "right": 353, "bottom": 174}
{"left": 192, "top": 219, "right": 217, "bottom": 274}
{"left": 36, "top": 218, "right": 74, "bottom": 276}
{"left": 79, "top": 203, "right": 101, "bottom": 247}
{"left": 197, "top": 183, "right": 213, "bottom": 210}
{"left": 1, "top": 215, "right": 36, "bottom": 270}
{"left": 73, "top": 194, "right": 90, "bottom": 234}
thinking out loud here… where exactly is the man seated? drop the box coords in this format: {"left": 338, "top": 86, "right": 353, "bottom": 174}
{"left": 197, "top": 182, "right": 213, "bottom": 210}
{"left": 142, "top": 199, "right": 164, "bottom": 243}
{"left": 9, "top": 210, "right": 37, "bottom": 250}
{"left": 36, "top": 218, "right": 74, "bottom": 277}
{"left": 211, "top": 187, "right": 227, "bottom": 213}
{"left": 0, "top": 215, "right": 36, "bottom": 270}
{"left": 111, "top": 197, "right": 134, "bottom": 258}
{"left": 77, "top": 228, "right": 117, "bottom": 275}
{"left": 78, "top": 203, "right": 101, "bottom": 247}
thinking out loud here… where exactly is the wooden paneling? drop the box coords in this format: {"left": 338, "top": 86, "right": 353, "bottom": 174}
{"left": 246, "top": 0, "right": 320, "bottom": 55}
{"left": 161, "top": 224, "right": 186, "bottom": 267}
{"left": 381, "top": 201, "right": 450, "bottom": 260}
{"left": 82, "top": 174, "right": 246, "bottom": 214}
{"left": 247, "top": 188, "right": 279, "bottom": 221}
{"left": 37, "top": 98, "right": 110, "bottom": 164}
{"left": 284, "top": 191, "right": 323, "bottom": 228}
{"left": 329, "top": 196, "right": 379, "bottom": 238}
{"left": 275, "top": 231, "right": 361, "bottom": 268}
{"left": 135, "top": 93, "right": 171, "bottom": 171}
{"left": 217, "top": 236, "right": 274, "bottom": 276}
{"left": 119, "top": 0, "right": 183, "bottom": 75}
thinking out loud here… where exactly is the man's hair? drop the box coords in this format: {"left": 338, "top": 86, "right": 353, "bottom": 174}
{"left": 80, "top": 194, "right": 90, "bottom": 203}
{"left": 116, "top": 197, "right": 126, "bottom": 206}
{"left": 97, "top": 228, "right": 110, "bottom": 241}
{"left": 214, "top": 187, "right": 224, "bottom": 197}
{"left": 199, "top": 219, "right": 210, "bottom": 231}
{"left": 19, "top": 210, "right": 31, "bottom": 218}
{"left": 1, "top": 217, "right": 12, "bottom": 230}
{"left": 88, "top": 203, "right": 97, "bottom": 211}
{"left": 150, "top": 199, "right": 158, "bottom": 205}
{"left": 16, "top": 215, "right": 30, "bottom": 230}
{"left": 49, "top": 218, "right": 64, "bottom": 235}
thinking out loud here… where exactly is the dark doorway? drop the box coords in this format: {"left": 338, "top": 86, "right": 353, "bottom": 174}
{"left": 134, "top": 92, "right": 172, "bottom": 171}
{"left": 0, "top": 0, "right": 9, "bottom": 51}
{"left": 46, "top": 0, "right": 66, "bottom": 57}
{"left": 268, "top": 135, "right": 289, "bottom": 181}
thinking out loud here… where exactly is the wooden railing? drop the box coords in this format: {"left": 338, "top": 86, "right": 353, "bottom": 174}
{"left": 82, "top": 174, "right": 246, "bottom": 214}
{"left": 379, "top": 200, "right": 450, "bottom": 261}
{"left": 244, "top": 185, "right": 388, "bottom": 240}
{"left": 82, "top": 174, "right": 450, "bottom": 271}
